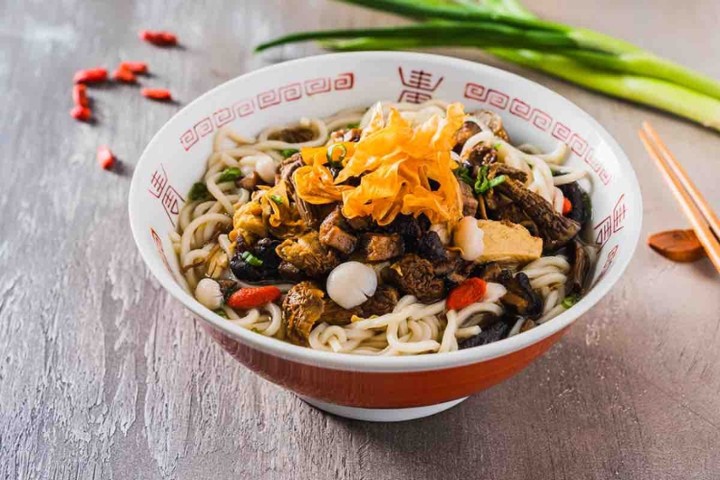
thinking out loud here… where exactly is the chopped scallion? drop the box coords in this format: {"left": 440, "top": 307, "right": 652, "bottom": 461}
{"left": 218, "top": 167, "right": 242, "bottom": 182}
{"left": 457, "top": 166, "right": 474, "bottom": 186}
{"left": 326, "top": 143, "right": 348, "bottom": 168}
{"left": 241, "top": 251, "right": 264, "bottom": 267}
{"left": 270, "top": 194, "right": 283, "bottom": 205}
{"left": 561, "top": 294, "right": 580, "bottom": 309}
{"left": 280, "top": 148, "right": 299, "bottom": 158}
{"left": 188, "top": 182, "right": 211, "bottom": 201}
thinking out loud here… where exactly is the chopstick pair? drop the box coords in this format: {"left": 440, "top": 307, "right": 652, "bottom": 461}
{"left": 638, "top": 122, "right": 720, "bottom": 273}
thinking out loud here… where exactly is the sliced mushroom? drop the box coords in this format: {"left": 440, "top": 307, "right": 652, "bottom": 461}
{"left": 558, "top": 181, "right": 590, "bottom": 227}
{"left": 497, "top": 270, "right": 543, "bottom": 318}
{"left": 567, "top": 239, "right": 593, "bottom": 296}
{"left": 459, "top": 318, "right": 511, "bottom": 349}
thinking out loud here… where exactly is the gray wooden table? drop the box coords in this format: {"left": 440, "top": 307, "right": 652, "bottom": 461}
{"left": 2, "top": 0, "right": 719, "bottom": 479}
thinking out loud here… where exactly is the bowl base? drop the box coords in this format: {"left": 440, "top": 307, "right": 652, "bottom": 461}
{"left": 299, "top": 396, "right": 468, "bottom": 422}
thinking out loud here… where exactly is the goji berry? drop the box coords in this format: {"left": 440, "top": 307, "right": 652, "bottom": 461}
{"left": 70, "top": 105, "right": 92, "bottom": 121}
{"left": 72, "top": 84, "right": 89, "bottom": 107}
{"left": 227, "top": 286, "right": 282, "bottom": 309}
{"left": 119, "top": 61, "right": 148, "bottom": 74}
{"left": 139, "top": 30, "right": 177, "bottom": 46}
{"left": 446, "top": 278, "right": 488, "bottom": 311}
{"left": 113, "top": 67, "right": 136, "bottom": 83}
{"left": 73, "top": 68, "right": 107, "bottom": 84}
{"left": 141, "top": 88, "right": 172, "bottom": 101}
{"left": 96, "top": 145, "right": 115, "bottom": 170}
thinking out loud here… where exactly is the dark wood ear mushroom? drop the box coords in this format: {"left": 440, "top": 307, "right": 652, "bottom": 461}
{"left": 647, "top": 229, "right": 706, "bottom": 262}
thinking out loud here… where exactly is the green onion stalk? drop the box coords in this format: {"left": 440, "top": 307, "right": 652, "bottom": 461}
{"left": 255, "top": 0, "right": 720, "bottom": 131}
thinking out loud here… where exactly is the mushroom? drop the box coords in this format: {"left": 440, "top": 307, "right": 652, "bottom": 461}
{"left": 195, "top": 278, "right": 223, "bottom": 310}
{"left": 497, "top": 270, "right": 543, "bottom": 318}
{"left": 326, "top": 261, "right": 378, "bottom": 309}
{"left": 453, "top": 216, "right": 485, "bottom": 261}
{"left": 495, "top": 178, "right": 581, "bottom": 250}
{"left": 567, "top": 239, "right": 593, "bottom": 296}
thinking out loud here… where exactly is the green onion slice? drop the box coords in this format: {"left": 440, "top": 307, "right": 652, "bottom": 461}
{"left": 241, "top": 251, "right": 264, "bottom": 267}
{"left": 188, "top": 182, "right": 211, "bottom": 201}
{"left": 218, "top": 167, "right": 242, "bottom": 182}
{"left": 561, "top": 294, "right": 580, "bottom": 309}
{"left": 326, "top": 143, "right": 348, "bottom": 167}
{"left": 280, "top": 148, "right": 299, "bottom": 158}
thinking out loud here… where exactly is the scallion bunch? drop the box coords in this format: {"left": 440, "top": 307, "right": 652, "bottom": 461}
{"left": 256, "top": 0, "right": 720, "bottom": 132}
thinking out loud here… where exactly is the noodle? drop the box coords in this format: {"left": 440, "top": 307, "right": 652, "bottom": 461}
{"left": 174, "top": 100, "right": 590, "bottom": 355}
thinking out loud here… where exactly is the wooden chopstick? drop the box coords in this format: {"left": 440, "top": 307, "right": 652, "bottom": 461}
{"left": 642, "top": 122, "right": 720, "bottom": 241}
{"left": 638, "top": 123, "right": 720, "bottom": 273}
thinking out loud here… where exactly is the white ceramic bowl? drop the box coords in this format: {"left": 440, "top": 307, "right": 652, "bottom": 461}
{"left": 129, "top": 52, "right": 642, "bottom": 422}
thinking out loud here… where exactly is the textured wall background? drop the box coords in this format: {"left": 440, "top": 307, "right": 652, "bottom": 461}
{"left": 0, "top": 0, "right": 719, "bottom": 478}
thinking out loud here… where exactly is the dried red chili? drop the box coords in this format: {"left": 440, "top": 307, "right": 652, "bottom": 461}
{"left": 70, "top": 105, "right": 92, "bottom": 121}
{"left": 139, "top": 30, "right": 177, "bottom": 46}
{"left": 141, "top": 88, "right": 172, "bottom": 101}
{"left": 73, "top": 68, "right": 108, "bottom": 84}
{"left": 72, "top": 84, "right": 89, "bottom": 107}
{"left": 96, "top": 145, "right": 115, "bottom": 170}
{"left": 119, "top": 61, "right": 148, "bottom": 74}
{"left": 113, "top": 67, "right": 136, "bottom": 83}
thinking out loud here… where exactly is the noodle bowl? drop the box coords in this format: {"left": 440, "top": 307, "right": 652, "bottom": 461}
{"left": 172, "top": 99, "right": 595, "bottom": 356}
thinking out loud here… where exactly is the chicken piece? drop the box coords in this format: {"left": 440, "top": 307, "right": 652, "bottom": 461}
{"left": 276, "top": 231, "right": 340, "bottom": 278}
{"left": 381, "top": 254, "right": 445, "bottom": 303}
{"left": 344, "top": 214, "right": 373, "bottom": 231}
{"left": 360, "top": 233, "right": 405, "bottom": 262}
{"left": 319, "top": 206, "right": 358, "bottom": 255}
{"left": 477, "top": 220, "right": 543, "bottom": 264}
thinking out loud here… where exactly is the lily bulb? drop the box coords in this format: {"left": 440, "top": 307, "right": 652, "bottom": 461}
{"left": 454, "top": 216, "right": 485, "bottom": 261}
{"left": 326, "top": 261, "right": 378, "bottom": 309}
